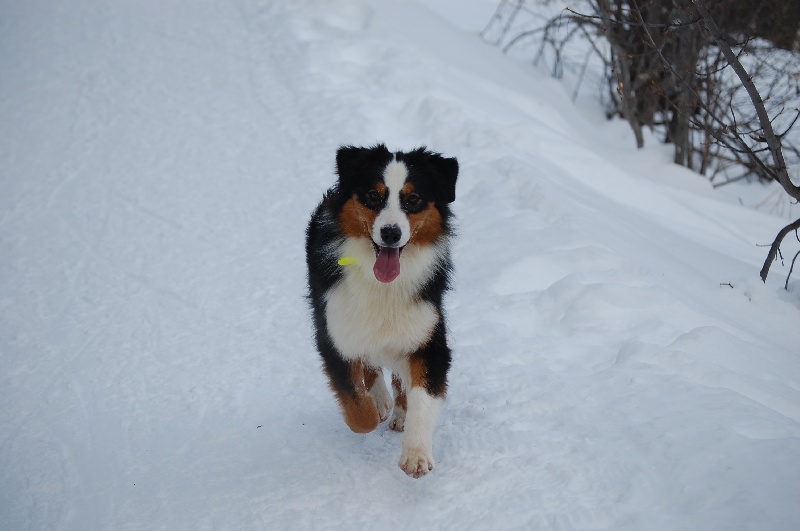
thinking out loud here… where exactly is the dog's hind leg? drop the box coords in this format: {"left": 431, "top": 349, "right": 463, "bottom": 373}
{"left": 388, "top": 373, "right": 407, "bottom": 432}
{"left": 364, "top": 366, "right": 392, "bottom": 422}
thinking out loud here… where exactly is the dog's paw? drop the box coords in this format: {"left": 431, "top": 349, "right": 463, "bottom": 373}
{"left": 388, "top": 408, "right": 405, "bottom": 431}
{"left": 368, "top": 377, "right": 393, "bottom": 422}
{"left": 398, "top": 447, "right": 435, "bottom": 478}
{"left": 341, "top": 395, "right": 380, "bottom": 434}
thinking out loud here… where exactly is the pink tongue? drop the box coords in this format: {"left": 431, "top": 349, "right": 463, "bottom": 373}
{"left": 373, "top": 246, "right": 401, "bottom": 283}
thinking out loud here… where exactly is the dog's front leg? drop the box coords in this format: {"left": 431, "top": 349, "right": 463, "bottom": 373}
{"left": 398, "top": 386, "right": 443, "bottom": 478}
{"left": 397, "top": 353, "right": 448, "bottom": 478}
{"left": 320, "top": 347, "right": 381, "bottom": 434}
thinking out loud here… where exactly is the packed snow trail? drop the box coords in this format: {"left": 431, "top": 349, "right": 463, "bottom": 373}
{"left": 1, "top": 0, "right": 798, "bottom": 529}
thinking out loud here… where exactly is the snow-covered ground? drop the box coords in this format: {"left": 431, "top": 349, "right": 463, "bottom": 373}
{"left": 2, "top": 0, "right": 798, "bottom": 529}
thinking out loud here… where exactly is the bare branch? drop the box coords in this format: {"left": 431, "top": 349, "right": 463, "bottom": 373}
{"left": 759, "top": 217, "right": 800, "bottom": 282}
{"left": 692, "top": 0, "right": 800, "bottom": 203}
{"left": 565, "top": 6, "right": 701, "bottom": 29}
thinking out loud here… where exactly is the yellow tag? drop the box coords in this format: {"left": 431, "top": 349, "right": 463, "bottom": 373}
{"left": 338, "top": 256, "right": 358, "bottom": 266}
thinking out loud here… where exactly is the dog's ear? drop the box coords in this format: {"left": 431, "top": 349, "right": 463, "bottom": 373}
{"left": 335, "top": 145, "right": 367, "bottom": 190}
{"left": 433, "top": 155, "right": 458, "bottom": 204}
{"left": 336, "top": 144, "right": 392, "bottom": 191}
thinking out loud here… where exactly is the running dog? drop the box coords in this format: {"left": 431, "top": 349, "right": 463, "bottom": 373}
{"left": 306, "top": 144, "right": 458, "bottom": 478}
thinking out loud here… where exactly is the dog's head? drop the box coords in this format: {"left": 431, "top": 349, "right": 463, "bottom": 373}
{"left": 335, "top": 144, "right": 458, "bottom": 283}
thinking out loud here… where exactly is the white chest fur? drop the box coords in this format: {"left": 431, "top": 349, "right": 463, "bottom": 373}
{"left": 324, "top": 237, "right": 445, "bottom": 364}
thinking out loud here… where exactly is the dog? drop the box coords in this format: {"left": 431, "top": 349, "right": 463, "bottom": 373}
{"left": 306, "top": 144, "right": 458, "bottom": 478}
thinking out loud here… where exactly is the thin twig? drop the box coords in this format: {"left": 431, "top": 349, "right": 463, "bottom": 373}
{"left": 786, "top": 250, "right": 800, "bottom": 290}
{"left": 759, "top": 218, "right": 800, "bottom": 282}
{"left": 565, "top": 7, "right": 701, "bottom": 29}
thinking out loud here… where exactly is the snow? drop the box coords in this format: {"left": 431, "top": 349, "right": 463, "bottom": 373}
{"left": 1, "top": 0, "right": 798, "bottom": 529}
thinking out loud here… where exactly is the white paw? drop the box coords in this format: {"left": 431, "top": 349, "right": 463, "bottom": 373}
{"left": 398, "top": 446, "right": 435, "bottom": 478}
{"left": 389, "top": 408, "right": 405, "bottom": 431}
{"left": 368, "top": 376, "right": 393, "bottom": 422}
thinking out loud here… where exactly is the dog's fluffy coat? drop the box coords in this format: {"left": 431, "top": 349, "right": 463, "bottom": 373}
{"left": 306, "top": 144, "right": 458, "bottom": 477}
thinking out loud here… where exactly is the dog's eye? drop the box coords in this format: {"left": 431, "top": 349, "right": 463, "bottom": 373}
{"left": 404, "top": 193, "right": 421, "bottom": 207}
{"left": 364, "top": 190, "right": 382, "bottom": 206}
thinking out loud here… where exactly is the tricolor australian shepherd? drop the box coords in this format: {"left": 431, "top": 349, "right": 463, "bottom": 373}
{"left": 306, "top": 144, "right": 458, "bottom": 478}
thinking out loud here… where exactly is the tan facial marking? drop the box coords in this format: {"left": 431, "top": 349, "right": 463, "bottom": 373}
{"left": 340, "top": 195, "right": 377, "bottom": 239}
{"left": 408, "top": 202, "right": 444, "bottom": 246}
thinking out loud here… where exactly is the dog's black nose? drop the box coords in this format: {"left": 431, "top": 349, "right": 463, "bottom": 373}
{"left": 380, "top": 224, "right": 402, "bottom": 246}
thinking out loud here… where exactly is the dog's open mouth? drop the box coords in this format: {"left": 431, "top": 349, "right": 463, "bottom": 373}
{"left": 373, "top": 243, "right": 403, "bottom": 283}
